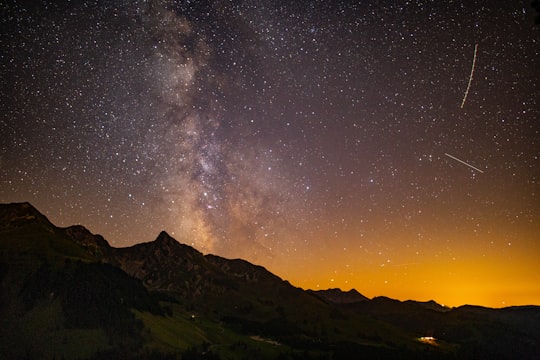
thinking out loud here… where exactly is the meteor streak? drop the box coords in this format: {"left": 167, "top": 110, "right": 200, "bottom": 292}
{"left": 461, "top": 43, "right": 478, "bottom": 109}
{"left": 444, "top": 153, "right": 484, "bottom": 173}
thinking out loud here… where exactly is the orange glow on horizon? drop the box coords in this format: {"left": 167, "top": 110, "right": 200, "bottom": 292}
{"left": 263, "top": 224, "right": 540, "bottom": 308}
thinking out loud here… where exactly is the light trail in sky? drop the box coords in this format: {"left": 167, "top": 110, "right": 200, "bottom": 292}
{"left": 461, "top": 43, "right": 478, "bottom": 109}
{"left": 444, "top": 153, "right": 484, "bottom": 173}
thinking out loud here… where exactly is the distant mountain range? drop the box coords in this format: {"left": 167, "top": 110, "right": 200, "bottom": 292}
{"left": 1, "top": 202, "right": 539, "bottom": 359}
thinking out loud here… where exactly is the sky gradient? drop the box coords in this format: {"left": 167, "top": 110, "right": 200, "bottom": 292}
{"left": 1, "top": 0, "right": 539, "bottom": 307}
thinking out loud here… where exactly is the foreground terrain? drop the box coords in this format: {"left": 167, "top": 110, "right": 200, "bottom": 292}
{"left": 1, "top": 202, "right": 538, "bottom": 359}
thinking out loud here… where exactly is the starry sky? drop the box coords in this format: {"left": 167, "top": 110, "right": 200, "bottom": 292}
{"left": 1, "top": 0, "right": 539, "bottom": 307}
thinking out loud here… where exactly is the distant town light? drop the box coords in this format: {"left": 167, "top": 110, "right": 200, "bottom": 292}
{"left": 418, "top": 336, "right": 437, "bottom": 345}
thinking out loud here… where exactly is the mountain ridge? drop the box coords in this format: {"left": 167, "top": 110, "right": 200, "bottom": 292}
{"left": 1, "top": 201, "right": 539, "bottom": 359}
{"left": 0, "top": 202, "right": 532, "bottom": 309}
{"left": 0, "top": 202, "right": 442, "bottom": 307}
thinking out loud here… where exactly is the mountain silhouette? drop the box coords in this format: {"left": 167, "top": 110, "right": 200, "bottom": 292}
{"left": 1, "top": 202, "right": 539, "bottom": 359}
{"left": 308, "top": 288, "right": 370, "bottom": 304}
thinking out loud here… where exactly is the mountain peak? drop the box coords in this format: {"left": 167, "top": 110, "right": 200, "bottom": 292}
{"left": 155, "top": 231, "right": 177, "bottom": 244}
{"left": 64, "top": 224, "right": 113, "bottom": 260}
{"left": 0, "top": 201, "right": 54, "bottom": 232}
{"left": 0, "top": 201, "right": 41, "bottom": 217}
{"left": 149, "top": 231, "right": 206, "bottom": 258}
{"left": 308, "top": 288, "right": 369, "bottom": 304}
{"left": 403, "top": 299, "right": 451, "bottom": 312}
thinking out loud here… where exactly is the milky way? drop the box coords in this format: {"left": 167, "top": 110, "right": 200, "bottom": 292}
{"left": 1, "top": 1, "right": 539, "bottom": 307}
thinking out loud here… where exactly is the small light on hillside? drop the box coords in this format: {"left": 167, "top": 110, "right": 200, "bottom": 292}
{"left": 418, "top": 336, "right": 437, "bottom": 345}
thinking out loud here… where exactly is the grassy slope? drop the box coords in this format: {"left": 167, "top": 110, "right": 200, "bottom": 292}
{"left": 0, "top": 211, "right": 108, "bottom": 359}
{"left": 136, "top": 301, "right": 321, "bottom": 360}
{"left": 0, "top": 211, "right": 153, "bottom": 359}
{"left": 7, "top": 299, "right": 108, "bottom": 359}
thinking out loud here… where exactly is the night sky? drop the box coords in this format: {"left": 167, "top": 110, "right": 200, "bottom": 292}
{"left": 1, "top": 0, "right": 539, "bottom": 307}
